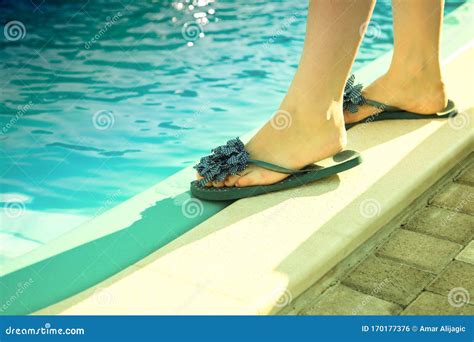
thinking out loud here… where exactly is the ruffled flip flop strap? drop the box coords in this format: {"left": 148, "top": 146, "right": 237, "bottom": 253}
{"left": 194, "top": 138, "right": 315, "bottom": 186}
{"left": 194, "top": 137, "right": 250, "bottom": 186}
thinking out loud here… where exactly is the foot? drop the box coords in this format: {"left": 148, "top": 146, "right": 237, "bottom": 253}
{"left": 197, "top": 98, "right": 346, "bottom": 188}
{"left": 344, "top": 70, "right": 448, "bottom": 124}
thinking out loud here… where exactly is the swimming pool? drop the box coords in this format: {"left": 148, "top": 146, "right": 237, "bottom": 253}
{"left": 0, "top": 0, "right": 466, "bottom": 262}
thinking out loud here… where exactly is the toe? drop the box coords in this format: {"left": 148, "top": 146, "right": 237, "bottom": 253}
{"left": 235, "top": 173, "right": 258, "bottom": 187}
{"left": 224, "top": 174, "right": 240, "bottom": 187}
{"left": 212, "top": 181, "right": 225, "bottom": 188}
{"left": 195, "top": 173, "right": 212, "bottom": 187}
{"left": 235, "top": 169, "right": 267, "bottom": 187}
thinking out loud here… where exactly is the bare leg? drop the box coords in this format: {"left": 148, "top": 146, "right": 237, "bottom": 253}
{"left": 344, "top": 0, "right": 448, "bottom": 124}
{"left": 199, "top": 0, "right": 376, "bottom": 187}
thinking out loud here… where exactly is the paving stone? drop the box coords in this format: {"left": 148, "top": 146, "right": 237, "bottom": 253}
{"left": 430, "top": 183, "right": 474, "bottom": 216}
{"left": 404, "top": 206, "right": 474, "bottom": 245}
{"left": 342, "top": 255, "right": 435, "bottom": 306}
{"left": 456, "top": 161, "right": 474, "bottom": 186}
{"left": 402, "top": 291, "right": 474, "bottom": 315}
{"left": 456, "top": 241, "right": 474, "bottom": 265}
{"left": 376, "top": 229, "right": 462, "bottom": 273}
{"left": 427, "top": 261, "right": 474, "bottom": 305}
{"left": 300, "top": 284, "right": 402, "bottom": 315}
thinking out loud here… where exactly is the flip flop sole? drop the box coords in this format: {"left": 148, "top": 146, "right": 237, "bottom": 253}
{"left": 345, "top": 99, "right": 458, "bottom": 130}
{"left": 190, "top": 150, "right": 362, "bottom": 201}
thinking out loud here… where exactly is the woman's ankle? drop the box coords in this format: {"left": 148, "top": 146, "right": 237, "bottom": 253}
{"left": 388, "top": 54, "right": 443, "bottom": 84}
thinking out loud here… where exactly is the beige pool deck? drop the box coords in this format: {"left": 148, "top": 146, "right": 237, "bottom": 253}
{"left": 35, "top": 41, "right": 474, "bottom": 315}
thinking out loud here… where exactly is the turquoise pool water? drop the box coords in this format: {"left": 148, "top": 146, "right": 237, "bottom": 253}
{"left": 0, "top": 0, "right": 466, "bottom": 260}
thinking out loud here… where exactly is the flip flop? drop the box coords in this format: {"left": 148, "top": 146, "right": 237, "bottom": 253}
{"left": 343, "top": 74, "right": 458, "bottom": 130}
{"left": 190, "top": 138, "right": 362, "bottom": 201}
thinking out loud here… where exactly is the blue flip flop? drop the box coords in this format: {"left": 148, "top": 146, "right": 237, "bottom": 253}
{"left": 191, "top": 138, "right": 362, "bottom": 201}
{"left": 343, "top": 74, "right": 458, "bottom": 129}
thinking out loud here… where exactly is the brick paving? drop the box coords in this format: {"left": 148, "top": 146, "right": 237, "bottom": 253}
{"left": 375, "top": 229, "right": 462, "bottom": 273}
{"left": 281, "top": 154, "right": 474, "bottom": 315}
{"left": 402, "top": 292, "right": 474, "bottom": 315}
{"left": 456, "top": 241, "right": 474, "bottom": 265}
{"left": 299, "top": 284, "right": 402, "bottom": 316}
{"left": 404, "top": 206, "right": 473, "bottom": 245}
{"left": 342, "top": 255, "right": 435, "bottom": 307}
